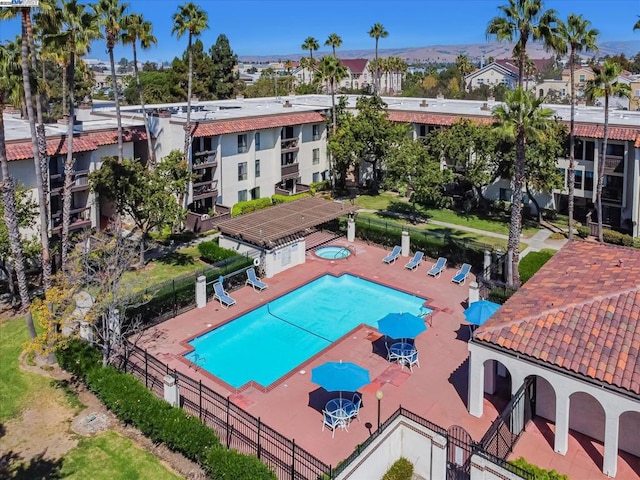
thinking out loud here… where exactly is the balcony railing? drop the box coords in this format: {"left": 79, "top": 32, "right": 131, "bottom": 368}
{"left": 50, "top": 169, "right": 90, "bottom": 193}
{"left": 603, "top": 156, "right": 624, "bottom": 173}
{"left": 280, "top": 163, "right": 299, "bottom": 180}
{"left": 192, "top": 150, "right": 217, "bottom": 169}
{"left": 281, "top": 138, "right": 299, "bottom": 152}
{"left": 193, "top": 180, "right": 218, "bottom": 201}
{"left": 51, "top": 206, "right": 91, "bottom": 232}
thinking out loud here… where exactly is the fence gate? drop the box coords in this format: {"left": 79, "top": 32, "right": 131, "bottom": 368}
{"left": 447, "top": 425, "right": 474, "bottom": 480}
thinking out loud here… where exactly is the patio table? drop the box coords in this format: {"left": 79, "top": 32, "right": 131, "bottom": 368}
{"left": 390, "top": 342, "right": 418, "bottom": 371}
{"left": 326, "top": 398, "right": 355, "bottom": 421}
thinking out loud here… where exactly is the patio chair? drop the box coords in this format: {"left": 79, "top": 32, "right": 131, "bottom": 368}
{"left": 427, "top": 257, "right": 447, "bottom": 278}
{"left": 404, "top": 251, "right": 424, "bottom": 271}
{"left": 245, "top": 267, "right": 268, "bottom": 292}
{"left": 213, "top": 282, "right": 236, "bottom": 309}
{"left": 345, "top": 393, "right": 362, "bottom": 423}
{"left": 385, "top": 341, "right": 401, "bottom": 364}
{"left": 322, "top": 409, "right": 348, "bottom": 438}
{"left": 452, "top": 263, "right": 472, "bottom": 285}
{"left": 382, "top": 245, "right": 401, "bottom": 264}
{"left": 405, "top": 349, "right": 420, "bottom": 373}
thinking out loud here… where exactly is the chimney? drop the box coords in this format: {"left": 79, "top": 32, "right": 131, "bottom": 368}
{"left": 283, "top": 100, "right": 292, "bottom": 108}
{"left": 157, "top": 109, "right": 171, "bottom": 118}
{"left": 419, "top": 99, "right": 428, "bottom": 107}
{"left": 481, "top": 102, "right": 490, "bottom": 111}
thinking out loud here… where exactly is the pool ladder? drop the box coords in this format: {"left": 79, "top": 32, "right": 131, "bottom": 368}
{"left": 335, "top": 245, "right": 354, "bottom": 259}
{"left": 190, "top": 353, "right": 206, "bottom": 370}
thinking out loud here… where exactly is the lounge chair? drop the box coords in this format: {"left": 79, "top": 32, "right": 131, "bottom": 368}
{"left": 427, "top": 257, "right": 447, "bottom": 278}
{"left": 404, "top": 251, "right": 424, "bottom": 271}
{"left": 213, "top": 282, "right": 236, "bottom": 308}
{"left": 382, "top": 245, "right": 401, "bottom": 264}
{"left": 452, "top": 263, "right": 472, "bottom": 285}
{"left": 245, "top": 267, "right": 268, "bottom": 291}
{"left": 322, "top": 409, "right": 348, "bottom": 438}
{"left": 344, "top": 393, "right": 362, "bottom": 423}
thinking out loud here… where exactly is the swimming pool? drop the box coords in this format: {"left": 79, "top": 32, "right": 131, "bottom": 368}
{"left": 315, "top": 245, "right": 352, "bottom": 259}
{"left": 185, "top": 274, "right": 430, "bottom": 389}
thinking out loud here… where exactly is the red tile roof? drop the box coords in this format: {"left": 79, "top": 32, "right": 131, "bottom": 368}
{"left": 387, "top": 110, "right": 493, "bottom": 126}
{"left": 572, "top": 123, "right": 639, "bottom": 142}
{"left": 5, "top": 127, "right": 148, "bottom": 162}
{"left": 192, "top": 111, "right": 325, "bottom": 138}
{"left": 474, "top": 241, "right": 640, "bottom": 395}
{"left": 339, "top": 59, "right": 369, "bottom": 74}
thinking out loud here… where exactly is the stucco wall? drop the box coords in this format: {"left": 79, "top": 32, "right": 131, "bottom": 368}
{"left": 470, "top": 454, "right": 525, "bottom": 480}
{"left": 263, "top": 240, "right": 305, "bottom": 278}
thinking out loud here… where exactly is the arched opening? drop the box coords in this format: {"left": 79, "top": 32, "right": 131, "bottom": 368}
{"left": 539, "top": 88, "right": 544, "bottom": 98}
{"left": 619, "top": 410, "right": 640, "bottom": 465}
{"left": 525, "top": 375, "right": 556, "bottom": 449}
{"left": 569, "top": 391, "right": 605, "bottom": 470}
{"left": 482, "top": 359, "right": 512, "bottom": 412}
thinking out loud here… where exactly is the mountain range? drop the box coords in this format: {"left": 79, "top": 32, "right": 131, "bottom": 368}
{"left": 238, "top": 40, "right": 639, "bottom": 64}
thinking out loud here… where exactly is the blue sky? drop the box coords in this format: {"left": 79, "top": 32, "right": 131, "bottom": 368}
{"left": 0, "top": 0, "right": 638, "bottom": 62}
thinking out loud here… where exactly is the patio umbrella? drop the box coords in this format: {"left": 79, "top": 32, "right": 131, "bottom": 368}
{"left": 377, "top": 312, "right": 427, "bottom": 341}
{"left": 464, "top": 300, "right": 501, "bottom": 328}
{"left": 311, "top": 361, "right": 370, "bottom": 398}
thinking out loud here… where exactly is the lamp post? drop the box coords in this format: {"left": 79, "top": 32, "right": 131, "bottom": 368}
{"left": 375, "top": 389, "right": 384, "bottom": 431}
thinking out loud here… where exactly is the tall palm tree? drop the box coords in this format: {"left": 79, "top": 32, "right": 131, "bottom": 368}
{"left": 634, "top": 16, "right": 640, "bottom": 30}
{"left": 456, "top": 54, "right": 473, "bottom": 92}
{"left": 315, "top": 56, "right": 348, "bottom": 134}
{"left": 325, "top": 33, "right": 342, "bottom": 58}
{"left": 93, "top": 0, "right": 128, "bottom": 162}
{"left": 493, "top": 88, "right": 554, "bottom": 286}
{"left": 122, "top": 13, "right": 157, "bottom": 167}
{"left": 301, "top": 36, "right": 319, "bottom": 83}
{"left": 584, "top": 61, "right": 631, "bottom": 243}
{"left": 172, "top": 2, "right": 208, "bottom": 176}
{"left": 45, "top": 0, "right": 99, "bottom": 269}
{"left": 486, "top": 0, "right": 558, "bottom": 88}
{"left": 368, "top": 23, "right": 388, "bottom": 94}
{"left": 0, "top": 41, "right": 36, "bottom": 337}
{"left": 554, "top": 14, "right": 599, "bottom": 240}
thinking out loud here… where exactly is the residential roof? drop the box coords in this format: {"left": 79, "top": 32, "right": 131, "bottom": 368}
{"left": 474, "top": 241, "right": 640, "bottom": 396}
{"left": 191, "top": 111, "right": 325, "bottom": 138}
{"left": 217, "top": 196, "right": 358, "bottom": 248}
{"left": 339, "top": 59, "right": 369, "bottom": 74}
{"left": 496, "top": 58, "right": 552, "bottom": 75}
{"left": 5, "top": 127, "right": 148, "bottom": 162}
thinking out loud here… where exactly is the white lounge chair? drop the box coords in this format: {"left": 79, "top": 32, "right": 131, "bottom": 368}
{"left": 246, "top": 267, "right": 268, "bottom": 291}
{"left": 382, "top": 246, "right": 401, "bottom": 264}
{"left": 452, "top": 263, "right": 472, "bottom": 285}
{"left": 404, "top": 251, "right": 424, "bottom": 271}
{"left": 213, "top": 282, "right": 236, "bottom": 308}
{"left": 427, "top": 257, "right": 447, "bottom": 278}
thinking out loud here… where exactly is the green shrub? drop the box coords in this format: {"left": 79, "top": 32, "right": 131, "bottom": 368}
{"left": 309, "top": 180, "right": 330, "bottom": 193}
{"left": 576, "top": 225, "right": 590, "bottom": 238}
{"left": 231, "top": 197, "right": 272, "bottom": 217}
{"left": 197, "top": 241, "right": 238, "bottom": 263}
{"left": 382, "top": 457, "right": 413, "bottom": 480}
{"left": 271, "top": 192, "right": 311, "bottom": 204}
{"left": 549, "top": 232, "right": 565, "bottom": 240}
{"left": 602, "top": 229, "right": 634, "bottom": 247}
{"left": 510, "top": 457, "right": 568, "bottom": 480}
{"left": 518, "top": 250, "right": 555, "bottom": 283}
{"left": 203, "top": 448, "right": 276, "bottom": 479}
{"left": 487, "top": 287, "right": 516, "bottom": 304}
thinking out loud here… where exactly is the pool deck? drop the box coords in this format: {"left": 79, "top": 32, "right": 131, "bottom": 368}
{"left": 139, "top": 239, "right": 640, "bottom": 479}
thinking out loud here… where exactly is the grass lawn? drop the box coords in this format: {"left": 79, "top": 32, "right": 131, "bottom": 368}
{"left": 0, "top": 317, "right": 51, "bottom": 422}
{"left": 60, "top": 431, "right": 183, "bottom": 480}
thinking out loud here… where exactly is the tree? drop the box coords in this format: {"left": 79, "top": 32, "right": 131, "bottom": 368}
{"left": 327, "top": 97, "right": 356, "bottom": 191}
{"left": 301, "top": 36, "right": 319, "bottom": 61}
{"left": 554, "top": 14, "right": 599, "bottom": 239}
{"left": 209, "top": 34, "right": 238, "bottom": 99}
{"left": 584, "top": 61, "right": 631, "bottom": 242}
{"left": 368, "top": 23, "right": 388, "bottom": 94}
{"left": 634, "top": 16, "right": 640, "bottom": 31}
{"left": 122, "top": 12, "right": 157, "bottom": 166}
{"left": 172, "top": 2, "right": 209, "bottom": 184}
{"left": 492, "top": 88, "right": 554, "bottom": 286}
{"left": 315, "top": 56, "right": 348, "bottom": 134}
{"left": 456, "top": 54, "right": 473, "bottom": 91}
{"left": 325, "top": 33, "right": 342, "bottom": 57}
{"left": 93, "top": 0, "right": 128, "bottom": 163}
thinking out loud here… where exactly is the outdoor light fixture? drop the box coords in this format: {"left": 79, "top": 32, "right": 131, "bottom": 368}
{"left": 376, "top": 389, "right": 384, "bottom": 431}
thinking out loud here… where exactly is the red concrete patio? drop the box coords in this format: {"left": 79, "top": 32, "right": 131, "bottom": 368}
{"left": 138, "top": 239, "right": 640, "bottom": 479}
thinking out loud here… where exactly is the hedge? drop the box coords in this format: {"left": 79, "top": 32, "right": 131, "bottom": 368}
{"left": 197, "top": 240, "right": 239, "bottom": 263}
{"left": 231, "top": 197, "right": 272, "bottom": 217}
{"left": 271, "top": 192, "right": 311, "bottom": 204}
{"left": 576, "top": 226, "right": 590, "bottom": 238}
{"left": 309, "top": 180, "right": 330, "bottom": 193}
{"left": 518, "top": 250, "right": 555, "bottom": 284}
{"left": 382, "top": 457, "right": 413, "bottom": 480}
{"left": 602, "top": 229, "right": 634, "bottom": 247}
{"left": 56, "top": 339, "right": 276, "bottom": 479}
{"left": 510, "top": 457, "right": 568, "bottom": 480}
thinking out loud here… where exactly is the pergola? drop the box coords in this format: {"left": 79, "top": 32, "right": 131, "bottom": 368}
{"left": 217, "top": 197, "right": 358, "bottom": 248}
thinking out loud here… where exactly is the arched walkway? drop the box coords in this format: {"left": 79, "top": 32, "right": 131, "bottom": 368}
{"left": 482, "top": 359, "right": 512, "bottom": 413}
{"left": 569, "top": 391, "right": 606, "bottom": 470}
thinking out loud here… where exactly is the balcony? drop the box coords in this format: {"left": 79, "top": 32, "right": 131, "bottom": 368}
{"left": 50, "top": 169, "right": 91, "bottom": 194}
{"left": 603, "top": 156, "right": 624, "bottom": 173}
{"left": 274, "top": 183, "right": 310, "bottom": 196}
{"left": 280, "top": 163, "right": 299, "bottom": 180}
{"left": 51, "top": 206, "right": 91, "bottom": 232}
{"left": 193, "top": 180, "right": 218, "bottom": 201}
{"left": 281, "top": 137, "right": 299, "bottom": 153}
{"left": 192, "top": 150, "right": 217, "bottom": 169}
{"left": 602, "top": 186, "right": 622, "bottom": 204}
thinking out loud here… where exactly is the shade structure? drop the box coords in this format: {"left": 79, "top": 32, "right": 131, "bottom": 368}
{"left": 377, "top": 312, "right": 427, "bottom": 340}
{"left": 311, "top": 361, "right": 370, "bottom": 393}
{"left": 464, "top": 300, "right": 501, "bottom": 327}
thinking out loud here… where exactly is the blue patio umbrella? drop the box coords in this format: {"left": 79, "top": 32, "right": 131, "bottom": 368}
{"left": 464, "top": 300, "right": 501, "bottom": 327}
{"left": 311, "top": 361, "right": 370, "bottom": 395}
{"left": 377, "top": 312, "right": 427, "bottom": 340}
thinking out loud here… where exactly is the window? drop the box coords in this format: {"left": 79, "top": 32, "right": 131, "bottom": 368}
{"left": 579, "top": 74, "right": 586, "bottom": 82}
{"left": 312, "top": 124, "right": 320, "bottom": 141}
{"left": 237, "top": 189, "right": 247, "bottom": 202}
{"left": 419, "top": 125, "right": 427, "bottom": 137}
{"left": 251, "top": 187, "right": 260, "bottom": 200}
{"left": 574, "top": 170, "right": 583, "bottom": 190}
{"left": 499, "top": 188, "right": 512, "bottom": 201}
{"left": 477, "top": 79, "right": 484, "bottom": 85}
{"left": 255, "top": 132, "right": 261, "bottom": 151}
{"left": 575, "top": 139, "right": 584, "bottom": 160}
{"left": 585, "top": 141, "right": 595, "bottom": 161}
{"left": 584, "top": 171, "right": 594, "bottom": 191}
{"left": 312, "top": 148, "right": 320, "bottom": 165}
{"left": 606, "top": 143, "right": 624, "bottom": 157}
{"left": 282, "top": 126, "right": 294, "bottom": 139}
{"left": 312, "top": 172, "right": 321, "bottom": 183}
{"left": 254, "top": 159, "right": 260, "bottom": 178}
{"left": 238, "top": 161, "right": 247, "bottom": 181}
{"left": 237, "top": 134, "right": 248, "bottom": 153}
{"left": 561, "top": 88, "right": 566, "bottom": 96}
{"left": 635, "top": 88, "right": 640, "bottom": 97}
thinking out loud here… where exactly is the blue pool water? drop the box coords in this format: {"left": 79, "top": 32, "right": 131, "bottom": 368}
{"left": 185, "top": 274, "right": 430, "bottom": 389}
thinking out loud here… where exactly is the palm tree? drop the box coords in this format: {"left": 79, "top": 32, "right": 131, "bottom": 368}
{"left": 93, "top": 0, "right": 128, "bottom": 163}
{"left": 172, "top": 2, "right": 209, "bottom": 176}
{"left": 284, "top": 58, "right": 294, "bottom": 92}
{"left": 368, "top": 23, "right": 388, "bottom": 94}
{"left": 0, "top": 41, "right": 36, "bottom": 337}
{"left": 44, "top": 0, "right": 99, "bottom": 269}
{"left": 584, "top": 61, "right": 631, "bottom": 243}
{"left": 634, "top": 16, "right": 640, "bottom": 30}
{"left": 456, "top": 54, "right": 473, "bottom": 91}
{"left": 486, "top": 0, "right": 558, "bottom": 88}
{"left": 301, "top": 36, "right": 319, "bottom": 62}
{"left": 554, "top": 14, "right": 599, "bottom": 240}
{"left": 325, "top": 33, "right": 342, "bottom": 58}
{"left": 493, "top": 88, "right": 555, "bottom": 286}
{"left": 122, "top": 13, "right": 157, "bottom": 167}
{"left": 315, "top": 56, "right": 348, "bottom": 134}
